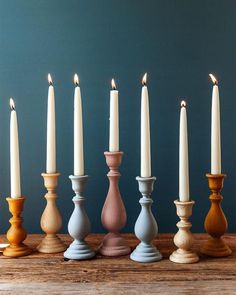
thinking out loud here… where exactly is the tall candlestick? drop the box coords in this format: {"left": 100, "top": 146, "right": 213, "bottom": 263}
{"left": 210, "top": 74, "right": 221, "bottom": 174}
{"left": 109, "top": 79, "right": 119, "bottom": 152}
{"left": 10, "top": 98, "right": 21, "bottom": 198}
{"left": 73, "top": 74, "right": 84, "bottom": 176}
{"left": 46, "top": 74, "right": 56, "bottom": 174}
{"left": 141, "top": 73, "right": 151, "bottom": 178}
{"left": 179, "top": 101, "right": 189, "bottom": 202}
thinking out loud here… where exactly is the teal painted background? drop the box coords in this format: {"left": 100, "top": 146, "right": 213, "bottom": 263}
{"left": 0, "top": 0, "right": 235, "bottom": 234}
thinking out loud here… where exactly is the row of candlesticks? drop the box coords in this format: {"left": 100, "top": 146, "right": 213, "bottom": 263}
{"left": 3, "top": 72, "right": 230, "bottom": 264}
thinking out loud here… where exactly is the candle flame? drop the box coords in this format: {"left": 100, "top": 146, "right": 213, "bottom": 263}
{"left": 209, "top": 73, "right": 218, "bottom": 85}
{"left": 142, "top": 73, "right": 147, "bottom": 86}
{"left": 111, "top": 78, "right": 116, "bottom": 90}
{"left": 48, "top": 73, "right": 53, "bottom": 85}
{"left": 74, "top": 73, "right": 79, "bottom": 86}
{"left": 181, "top": 100, "right": 186, "bottom": 107}
{"left": 9, "top": 98, "right": 15, "bottom": 110}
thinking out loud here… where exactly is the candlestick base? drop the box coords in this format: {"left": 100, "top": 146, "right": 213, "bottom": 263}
{"left": 200, "top": 174, "right": 232, "bottom": 257}
{"left": 130, "top": 177, "right": 162, "bottom": 263}
{"left": 37, "top": 173, "right": 67, "bottom": 254}
{"left": 99, "top": 151, "right": 131, "bottom": 257}
{"left": 3, "top": 197, "right": 32, "bottom": 258}
{"left": 64, "top": 175, "right": 95, "bottom": 260}
{"left": 169, "top": 200, "right": 199, "bottom": 264}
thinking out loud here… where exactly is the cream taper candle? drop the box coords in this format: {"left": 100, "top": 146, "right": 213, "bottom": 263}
{"left": 141, "top": 73, "right": 151, "bottom": 178}
{"left": 179, "top": 100, "right": 189, "bottom": 202}
{"left": 10, "top": 98, "right": 21, "bottom": 198}
{"left": 109, "top": 79, "right": 119, "bottom": 152}
{"left": 210, "top": 74, "right": 221, "bottom": 174}
{"left": 46, "top": 74, "right": 56, "bottom": 174}
{"left": 73, "top": 74, "right": 84, "bottom": 176}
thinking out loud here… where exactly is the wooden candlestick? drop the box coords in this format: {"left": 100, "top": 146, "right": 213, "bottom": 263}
{"left": 99, "top": 151, "right": 131, "bottom": 256}
{"left": 37, "top": 173, "right": 67, "bottom": 253}
{"left": 64, "top": 175, "right": 95, "bottom": 260}
{"left": 200, "top": 173, "right": 232, "bottom": 257}
{"left": 169, "top": 200, "right": 199, "bottom": 264}
{"left": 130, "top": 176, "right": 162, "bottom": 263}
{"left": 3, "top": 197, "right": 32, "bottom": 257}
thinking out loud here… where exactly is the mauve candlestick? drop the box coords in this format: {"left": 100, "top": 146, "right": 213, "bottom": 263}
{"left": 99, "top": 151, "right": 131, "bottom": 256}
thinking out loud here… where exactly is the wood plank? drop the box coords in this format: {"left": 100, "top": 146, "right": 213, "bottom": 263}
{"left": 0, "top": 234, "right": 235, "bottom": 294}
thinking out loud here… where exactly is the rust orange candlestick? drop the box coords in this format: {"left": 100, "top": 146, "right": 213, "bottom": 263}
{"left": 201, "top": 173, "right": 232, "bottom": 257}
{"left": 3, "top": 197, "right": 32, "bottom": 257}
{"left": 37, "top": 173, "right": 66, "bottom": 253}
{"left": 99, "top": 151, "right": 131, "bottom": 256}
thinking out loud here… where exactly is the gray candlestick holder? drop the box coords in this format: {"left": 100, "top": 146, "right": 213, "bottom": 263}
{"left": 130, "top": 176, "right": 162, "bottom": 263}
{"left": 64, "top": 175, "right": 95, "bottom": 260}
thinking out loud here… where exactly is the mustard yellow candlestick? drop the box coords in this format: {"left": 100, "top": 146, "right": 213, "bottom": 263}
{"left": 37, "top": 173, "right": 66, "bottom": 253}
{"left": 3, "top": 197, "right": 32, "bottom": 257}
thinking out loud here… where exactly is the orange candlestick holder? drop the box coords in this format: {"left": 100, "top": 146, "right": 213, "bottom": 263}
{"left": 3, "top": 197, "right": 32, "bottom": 258}
{"left": 201, "top": 173, "right": 232, "bottom": 257}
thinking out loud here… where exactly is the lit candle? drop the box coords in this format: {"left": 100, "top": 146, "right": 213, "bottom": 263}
{"left": 46, "top": 74, "right": 56, "bottom": 173}
{"left": 109, "top": 79, "right": 119, "bottom": 152}
{"left": 74, "top": 74, "right": 84, "bottom": 176}
{"left": 210, "top": 74, "right": 221, "bottom": 174}
{"left": 10, "top": 98, "right": 21, "bottom": 198}
{"left": 141, "top": 73, "right": 151, "bottom": 178}
{"left": 179, "top": 100, "right": 189, "bottom": 202}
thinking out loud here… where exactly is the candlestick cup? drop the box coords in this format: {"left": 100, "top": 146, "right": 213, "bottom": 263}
{"left": 3, "top": 197, "right": 32, "bottom": 257}
{"left": 169, "top": 200, "right": 199, "bottom": 264}
{"left": 130, "top": 176, "right": 162, "bottom": 263}
{"left": 99, "top": 151, "right": 131, "bottom": 256}
{"left": 201, "top": 173, "right": 232, "bottom": 257}
{"left": 37, "top": 172, "right": 67, "bottom": 253}
{"left": 64, "top": 175, "right": 95, "bottom": 260}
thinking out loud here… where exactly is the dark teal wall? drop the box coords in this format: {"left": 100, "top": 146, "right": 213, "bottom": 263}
{"left": 0, "top": 0, "right": 235, "bottom": 234}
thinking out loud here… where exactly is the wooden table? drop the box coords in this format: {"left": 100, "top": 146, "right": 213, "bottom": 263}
{"left": 0, "top": 234, "right": 235, "bottom": 294}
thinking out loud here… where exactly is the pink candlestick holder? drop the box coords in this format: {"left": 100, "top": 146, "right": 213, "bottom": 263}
{"left": 98, "top": 151, "right": 131, "bottom": 256}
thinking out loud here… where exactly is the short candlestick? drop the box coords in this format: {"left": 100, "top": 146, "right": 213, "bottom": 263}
{"left": 130, "top": 176, "right": 162, "bottom": 263}
{"left": 64, "top": 175, "right": 95, "bottom": 260}
{"left": 3, "top": 197, "right": 32, "bottom": 257}
{"left": 169, "top": 200, "right": 199, "bottom": 264}
{"left": 99, "top": 151, "right": 131, "bottom": 256}
{"left": 37, "top": 172, "right": 67, "bottom": 253}
{"left": 200, "top": 173, "right": 232, "bottom": 257}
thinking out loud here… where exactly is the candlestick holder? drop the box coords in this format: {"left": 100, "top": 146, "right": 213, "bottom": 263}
{"left": 200, "top": 173, "right": 232, "bottom": 257}
{"left": 3, "top": 197, "right": 32, "bottom": 257}
{"left": 169, "top": 200, "right": 199, "bottom": 264}
{"left": 37, "top": 172, "right": 67, "bottom": 253}
{"left": 130, "top": 176, "right": 162, "bottom": 263}
{"left": 99, "top": 151, "right": 131, "bottom": 256}
{"left": 64, "top": 175, "right": 95, "bottom": 260}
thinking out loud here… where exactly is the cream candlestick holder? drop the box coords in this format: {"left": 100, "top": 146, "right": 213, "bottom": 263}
{"left": 169, "top": 200, "right": 199, "bottom": 264}
{"left": 130, "top": 176, "right": 162, "bottom": 263}
{"left": 3, "top": 197, "right": 32, "bottom": 257}
{"left": 99, "top": 151, "right": 131, "bottom": 256}
{"left": 200, "top": 173, "right": 232, "bottom": 257}
{"left": 37, "top": 172, "right": 67, "bottom": 253}
{"left": 64, "top": 175, "right": 95, "bottom": 260}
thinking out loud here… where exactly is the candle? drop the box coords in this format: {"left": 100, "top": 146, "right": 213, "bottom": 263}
{"left": 10, "top": 98, "right": 21, "bottom": 198}
{"left": 46, "top": 74, "right": 56, "bottom": 174}
{"left": 109, "top": 79, "right": 119, "bottom": 152}
{"left": 73, "top": 74, "right": 84, "bottom": 176}
{"left": 210, "top": 74, "right": 221, "bottom": 174}
{"left": 179, "top": 100, "right": 189, "bottom": 202}
{"left": 141, "top": 73, "right": 151, "bottom": 178}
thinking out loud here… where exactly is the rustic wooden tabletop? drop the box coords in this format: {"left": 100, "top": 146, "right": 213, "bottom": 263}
{"left": 0, "top": 234, "right": 235, "bottom": 294}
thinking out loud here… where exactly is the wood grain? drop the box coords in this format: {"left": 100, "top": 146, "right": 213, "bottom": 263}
{"left": 0, "top": 234, "right": 235, "bottom": 294}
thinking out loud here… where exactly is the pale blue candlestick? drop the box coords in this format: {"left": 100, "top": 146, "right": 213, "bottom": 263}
{"left": 64, "top": 175, "right": 95, "bottom": 260}
{"left": 130, "top": 176, "right": 162, "bottom": 263}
